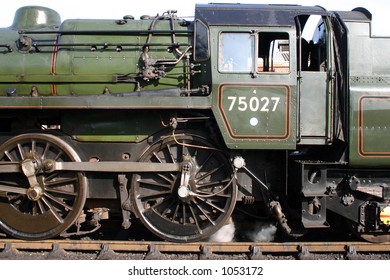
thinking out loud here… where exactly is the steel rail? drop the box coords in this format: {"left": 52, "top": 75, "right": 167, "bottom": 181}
{"left": 1, "top": 239, "right": 390, "bottom": 254}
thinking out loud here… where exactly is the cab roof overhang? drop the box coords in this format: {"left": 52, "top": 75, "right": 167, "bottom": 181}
{"left": 195, "top": 3, "right": 327, "bottom": 27}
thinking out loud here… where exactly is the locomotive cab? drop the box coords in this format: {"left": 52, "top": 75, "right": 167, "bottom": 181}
{"left": 196, "top": 4, "right": 337, "bottom": 223}
{"left": 196, "top": 4, "right": 342, "bottom": 149}
{"left": 196, "top": 4, "right": 390, "bottom": 242}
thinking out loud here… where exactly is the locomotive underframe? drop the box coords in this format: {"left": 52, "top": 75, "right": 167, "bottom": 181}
{"left": 291, "top": 160, "right": 390, "bottom": 241}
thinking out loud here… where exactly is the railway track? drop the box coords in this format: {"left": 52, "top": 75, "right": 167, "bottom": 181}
{"left": 1, "top": 239, "right": 390, "bottom": 260}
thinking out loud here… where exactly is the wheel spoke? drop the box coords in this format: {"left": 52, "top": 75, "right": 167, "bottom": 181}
{"left": 189, "top": 203, "right": 202, "bottom": 233}
{"left": 0, "top": 180, "right": 25, "bottom": 187}
{"left": 152, "top": 151, "right": 176, "bottom": 181}
{"left": 196, "top": 178, "right": 231, "bottom": 189}
{"left": 44, "top": 172, "right": 59, "bottom": 182}
{"left": 0, "top": 133, "right": 87, "bottom": 240}
{"left": 145, "top": 198, "right": 169, "bottom": 217}
{"left": 32, "top": 202, "right": 38, "bottom": 215}
{"left": 41, "top": 143, "right": 51, "bottom": 160}
{"left": 196, "top": 190, "right": 231, "bottom": 198}
{"left": 193, "top": 201, "right": 216, "bottom": 226}
{"left": 171, "top": 203, "right": 180, "bottom": 222}
{"left": 44, "top": 176, "right": 78, "bottom": 187}
{"left": 137, "top": 178, "right": 172, "bottom": 189}
{"left": 138, "top": 191, "right": 172, "bottom": 202}
{"left": 41, "top": 196, "right": 64, "bottom": 224}
{"left": 17, "top": 144, "right": 25, "bottom": 160}
{"left": 8, "top": 194, "right": 24, "bottom": 204}
{"left": 166, "top": 144, "right": 176, "bottom": 163}
{"left": 195, "top": 164, "right": 224, "bottom": 182}
{"left": 44, "top": 192, "right": 73, "bottom": 211}
{"left": 196, "top": 196, "right": 226, "bottom": 213}
{"left": 4, "top": 151, "right": 16, "bottom": 162}
{"left": 37, "top": 199, "right": 46, "bottom": 214}
{"left": 54, "top": 151, "right": 64, "bottom": 161}
{"left": 31, "top": 140, "right": 36, "bottom": 153}
{"left": 153, "top": 146, "right": 176, "bottom": 182}
{"left": 156, "top": 173, "right": 174, "bottom": 184}
{"left": 182, "top": 203, "right": 187, "bottom": 225}
{"left": 132, "top": 133, "right": 236, "bottom": 242}
{"left": 152, "top": 151, "right": 163, "bottom": 163}
{"left": 45, "top": 188, "right": 77, "bottom": 197}
{"left": 197, "top": 152, "right": 214, "bottom": 172}
{"left": 161, "top": 198, "right": 177, "bottom": 216}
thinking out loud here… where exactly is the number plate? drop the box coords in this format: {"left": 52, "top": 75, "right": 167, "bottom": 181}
{"left": 217, "top": 83, "right": 292, "bottom": 142}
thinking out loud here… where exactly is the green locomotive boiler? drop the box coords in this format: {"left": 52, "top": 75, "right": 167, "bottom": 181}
{"left": 0, "top": 4, "right": 389, "bottom": 243}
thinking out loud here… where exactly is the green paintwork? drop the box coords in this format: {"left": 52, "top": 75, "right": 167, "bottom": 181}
{"left": 0, "top": 94, "right": 212, "bottom": 142}
{"left": 11, "top": 6, "right": 61, "bottom": 29}
{"left": 349, "top": 83, "right": 390, "bottom": 167}
{"left": 346, "top": 18, "right": 390, "bottom": 167}
{"left": 212, "top": 82, "right": 297, "bottom": 150}
{"left": 208, "top": 26, "right": 297, "bottom": 149}
{"left": 0, "top": 6, "right": 192, "bottom": 96}
{"left": 3, "top": 4, "right": 390, "bottom": 160}
{"left": 61, "top": 110, "right": 164, "bottom": 142}
{"left": 218, "top": 84, "right": 291, "bottom": 138}
{"left": 0, "top": 95, "right": 212, "bottom": 108}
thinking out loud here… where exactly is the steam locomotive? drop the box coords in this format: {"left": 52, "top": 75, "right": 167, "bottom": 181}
{"left": 0, "top": 3, "right": 389, "bottom": 243}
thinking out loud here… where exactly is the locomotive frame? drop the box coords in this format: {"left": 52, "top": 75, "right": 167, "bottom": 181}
{"left": 0, "top": 3, "right": 389, "bottom": 243}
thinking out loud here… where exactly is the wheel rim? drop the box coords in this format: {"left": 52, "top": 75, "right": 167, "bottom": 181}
{"left": 131, "top": 133, "right": 237, "bottom": 242}
{"left": 0, "top": 133, "right": 87, "bottom": 240}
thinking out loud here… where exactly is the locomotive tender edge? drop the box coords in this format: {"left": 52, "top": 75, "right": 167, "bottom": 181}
{"left": 0, "top": 4, "right": 389, "bottom": 243}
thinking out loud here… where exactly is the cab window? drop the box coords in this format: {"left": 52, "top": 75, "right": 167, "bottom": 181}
{"left": 218, "top": 33, "right": 254, "bottom": 72}
{"left": 257, "top": 32, "right": 290, "bottom": 73}
{"left": 194, "top": 20, "right": 210, "bottom": 62}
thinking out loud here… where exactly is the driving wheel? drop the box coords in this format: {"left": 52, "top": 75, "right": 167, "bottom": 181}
{"left": 131, "top": 132, "right": 237, "bottom": 242}
{"left": 0, "top": 133, "right": 87, "bottom": 240}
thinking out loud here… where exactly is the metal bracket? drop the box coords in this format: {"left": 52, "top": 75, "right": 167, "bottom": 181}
{"left": 145, "top": 244, "right": 162, "bottom": 260}
{"left": 250, "top": 245, "right": 266, "bottom": 260}
{"left": 46, "top": 243, "right": 69, "bottom": 260}
{"left": 199, "top": 245, "right": 214, "bottom": 260}
{"left": 345, "top": 245, "right": 362, "bottom": 260}
{"left": 118, "top": 175, "right": 132, "bottom": 230}
{"left": 298, "top": 245, "right": 314, "bottom": 260}
{"left": 97, "top": 244, "right": 119, "bottom": 260}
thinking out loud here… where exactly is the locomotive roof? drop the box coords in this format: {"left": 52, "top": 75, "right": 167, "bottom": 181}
{"left": 195, "top": 3, "right": 327, "bottom": 26}
{"left": 335, "top": 8, "right": 372, "bottom": 22}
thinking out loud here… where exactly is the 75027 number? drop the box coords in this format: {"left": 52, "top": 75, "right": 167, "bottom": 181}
{"left": 227, "top": 96, "right": 280, "bottom": 112}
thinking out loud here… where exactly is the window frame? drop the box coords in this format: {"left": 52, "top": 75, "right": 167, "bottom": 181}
{"left": 218, "top": 32, "right": 256, "bottom": 73}
{"left": 193, "top": 19, "right": 210, "bottom": 62}
{"left": 257, "top": 31, "right": 291, "bottom": 74}
{"left": 217, "top": 30, "right": 291, "bottom": 75}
